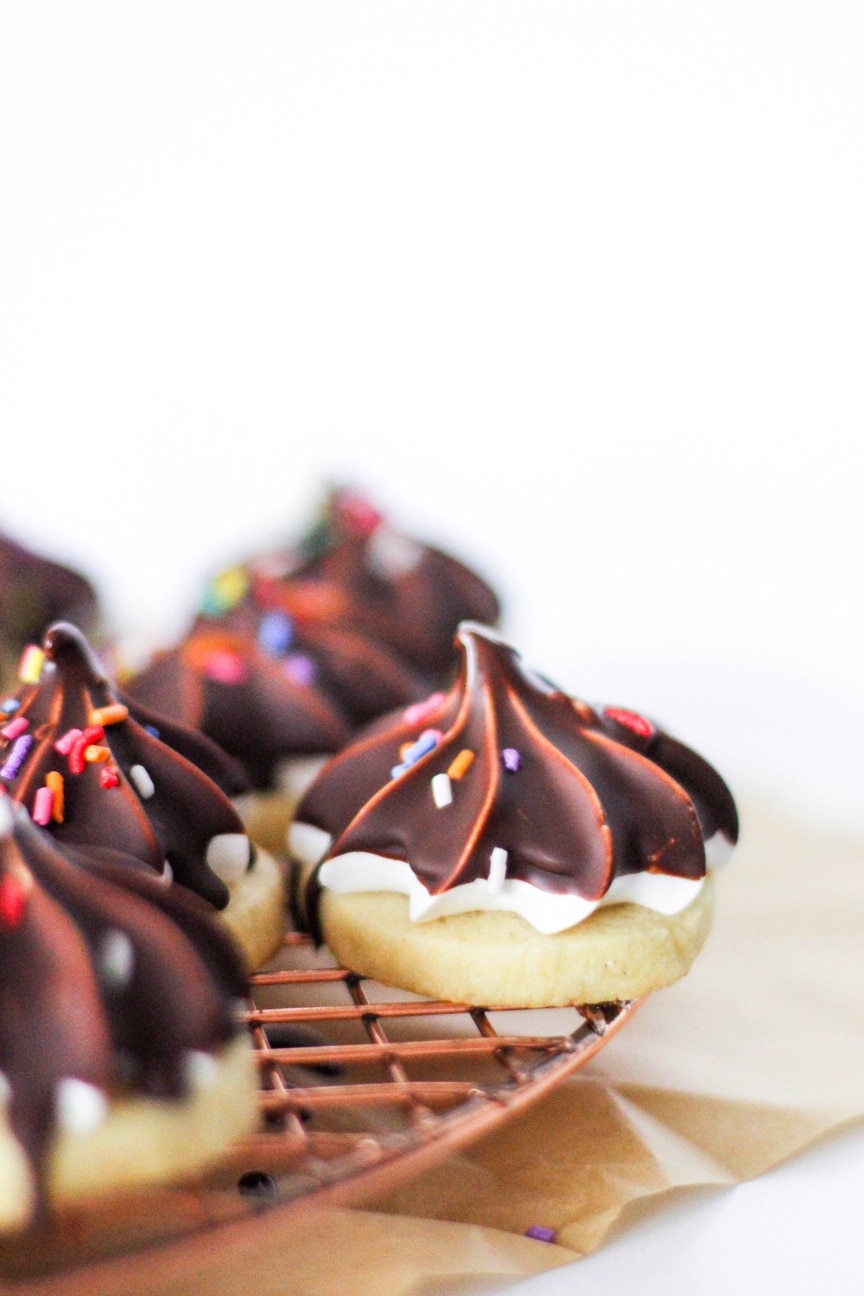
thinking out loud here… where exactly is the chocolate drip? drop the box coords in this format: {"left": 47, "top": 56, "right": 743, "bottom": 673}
{"left": 0, "top": 623, "right": 254, "bottom": 910}
{"left": 300, "top": 625, "right": 739, "bottom": 907}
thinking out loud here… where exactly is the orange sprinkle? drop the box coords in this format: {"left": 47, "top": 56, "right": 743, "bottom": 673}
{"left": 447, "top": 749, "right": 475, "bottom": 780}
{"left": 89, "top": 704, "right": 129, "bottom": 727}
{"left": 84, "top": 745, "right": 111, "bottom": 764}
{"left": 45, "top": 771, "right": 64, "bottom": 823}
{"left": 399, "top": 742, "right": 413, "bottom": 761}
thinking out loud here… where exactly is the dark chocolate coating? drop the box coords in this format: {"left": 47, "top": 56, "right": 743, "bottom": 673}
{"left": 267, "top": 488, "right": 501, "bottom": 680}
{"left": 125, "top": 490, "right": 499, "bottom": 788}
{"left": 0, "top": 804, "right": 247, "bottom": 1211}
{"left": 299, "top": 625, "right": 739, "bottom": 907}
{"left": 0, "top": 624, "right": 252, "bottom": 909}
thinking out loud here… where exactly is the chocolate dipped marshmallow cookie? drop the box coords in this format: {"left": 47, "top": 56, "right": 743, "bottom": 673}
{"left": 0, "top": 624, "right": 285, "bottom": 971}
{"left": 291, "top": 625, "right": 738, "bottom": 1007}
{"left": 0, "top": 799, "right": 257, "bottom": 1230}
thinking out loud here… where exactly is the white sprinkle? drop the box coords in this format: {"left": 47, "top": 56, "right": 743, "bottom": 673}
{"left": 129, "top": 765, "right": 155, "bottom": 799}
{"left": 488, "top": 847, "right": 508, "bottom": 893}
{"left": 0, "top": 1070, "right": 11, "bottom": 1105}
{"left": 55, "top": 1078, "right": 108, "bottom": 1135}
{"left": 184, "top": 1050, "right": 219, "bottom": 1091}
{"left": 98, "top": 929, "right": 135, "bottom": 991}
{"left": 158, "top": 860, "right": 174, "bottom": 886}
{"left": 205, "top": 833, "right": 251, "bottom": 886}
{"left": 0, "top": 798, "right": 12, "bottom": 837}
{"left": 366, "top": 526, "right": 424, "bottom": 578}
{"left": 431, "top": 773, "right": 453, "bottom": 809}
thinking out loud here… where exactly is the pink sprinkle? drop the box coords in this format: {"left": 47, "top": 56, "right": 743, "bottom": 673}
{"left": 419, "top": 729, "right": 444, "bottom": 746}
{"left": 403, "top": 693, "right": 446, "bottom": 728}
{"left": 32, "top": 786, "right": 54, "bottom": 826}
{"left": 200, "top": 651, "right": 247, "bottom": 685}
{"left": 1, "top": 718, "right": 29, "bottom": 741}
{"left": 54, "top": 728, "right": 83, "bottom": 756}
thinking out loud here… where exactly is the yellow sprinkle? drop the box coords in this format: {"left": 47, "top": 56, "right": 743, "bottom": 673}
{"left": 18, "top": 646, "right": 44, "bottom": 684}
{"left": 84, "top": 745, "right": 111, "bottom": 764}
{"left": 46, "top": 771, "right": 64, "bottom": 823}
{"left": 89, "top": 704, "right": 129, "bottom": 727}
{"left": 213, "top": 567, "right": 248, "bottom": 608}
{"left": 447, "top": 749, "right": 475, "bottom": 780}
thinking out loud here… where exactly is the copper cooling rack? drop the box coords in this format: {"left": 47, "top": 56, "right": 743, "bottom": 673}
{"left": 0, "top": 930, "right": 638, "bottom": 1287}
{"left": 240, "top": 930, "right": 638, "bottom": 1207}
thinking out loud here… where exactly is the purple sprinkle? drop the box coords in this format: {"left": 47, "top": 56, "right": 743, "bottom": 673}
{"left": 284, "top": 653, "right": 316, "bottom": 686}
{"left": 525, "top": 1226, "right": 556, "bottom": 1244}
{"left": 502, "top": 747, "right": 521, "bottom": 772}
{"left": 144, "top": 724, "right": 161, "bottom": 738}
{"left": 0, "top": 734, "right": 32, "bottom": 781}
{"left": 0, "top": 699, "right": 19, "bottom": 715}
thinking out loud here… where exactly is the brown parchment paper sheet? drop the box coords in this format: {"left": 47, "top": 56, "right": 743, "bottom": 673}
{"left": 10, "top": 794, "right": 863, "bottom": 1296}
{"left": 342, "top": 793, "right": 864, "bottom": 1292}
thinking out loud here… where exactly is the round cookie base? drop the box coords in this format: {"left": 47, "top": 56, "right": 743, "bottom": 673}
{"left": 0, "top": 1034, "right": 258, "bottom": 1232}
{"left": 318, "top": 875, "right": 716, "bottom": 1007}
{"left": 218, "top": 846, "right": 287, "bottom": 972}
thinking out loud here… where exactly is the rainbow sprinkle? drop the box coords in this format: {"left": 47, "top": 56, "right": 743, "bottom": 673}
{"left": 54, "top": 728, "right": 83, "bottom": 756}
{"left": 1, "top": 718, "right": 28, "bottom": 742}
{"left": 431, "top": 773, "right": 453, "bottom": 808}
{"left": 0, "top": 736, "right": 32, "bottom": 781}
{"left": 447, "top": 749, "right": 474, "bottom": 780}
{"left": 488, "top": 847, "right": 508, "bottom": 892}
{"left": 17, "top": 646, "right": 44, "bottom": 684}
{"left": 129, "top": 765, "right": 155, "bottom": 799}
{"left": 403, "top": 693, "right": 446, "bottom": 728}
{"left": 46, "top": 771, "right": 64, "bottom": 822}
{"left": 89, "top": 704, "right": 129, "bottom": 727}
{"left": 257, "top": 611, "right": 294, "bottom": 657}
{"left": 201, "top": 567, "right": 249, "bottom": 617}
{"left": 32, "top": 786, "right": 54, "bottom": 826}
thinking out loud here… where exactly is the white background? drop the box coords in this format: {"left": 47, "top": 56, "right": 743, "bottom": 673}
{"left": 1, "top": 6, "right": 862, "bottom": 1290}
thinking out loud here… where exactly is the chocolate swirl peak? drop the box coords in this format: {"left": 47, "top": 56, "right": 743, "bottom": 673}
{"left": 249, "top": 487, "right": 501, "bottom": 680}
{"left": 0, "top": 796, "right": 248, "bottom": 1218}
{"left": 296, "top": 625, "right": 738, "bottom": 935}
{"left": 0, "top": 623, "right": 255, "bottom": 910}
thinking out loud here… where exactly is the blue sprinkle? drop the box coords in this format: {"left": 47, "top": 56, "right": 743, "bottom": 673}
{"left": 390, "top": 764, "right": 409, "bottom": 780}
{"left": 403, "top": 732, "right": 438, "bottom": 767}
{"left": 0, "top": 700, "right": 19, "bottom": 714}
{"left": 525, "top": 1226, "right": 556, "bottom": 1244}
{"left": 144, "top": 725, "right": 161, "bottom": 738}
{"left": 258, "top": 611, "right": 294, "bottom": 657}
